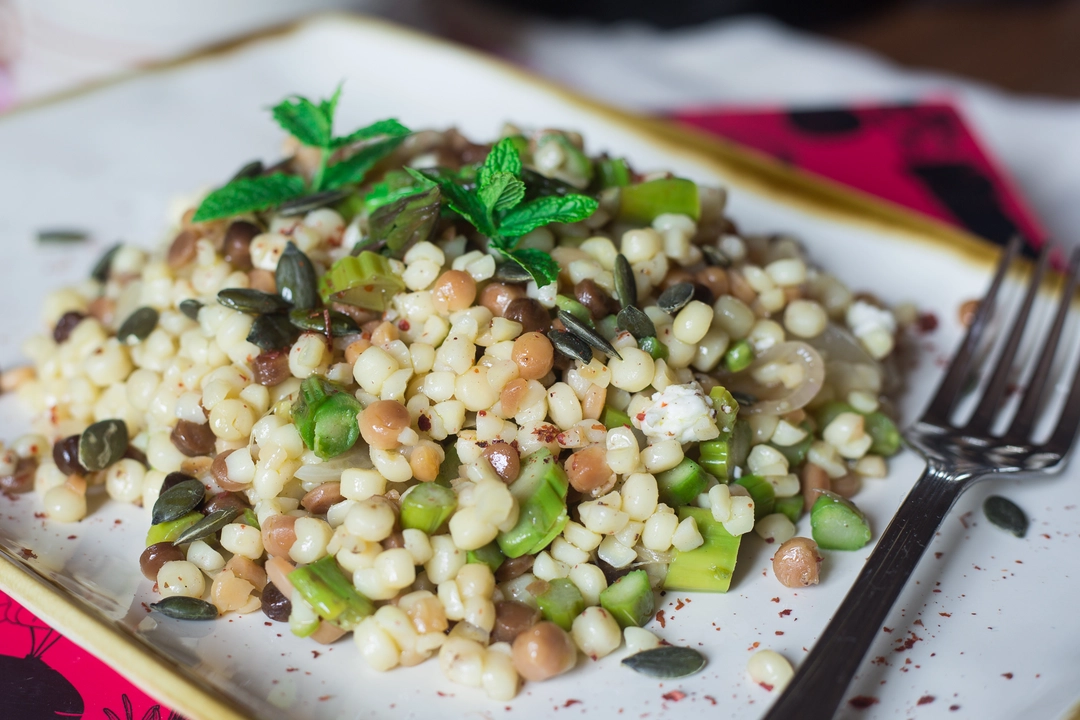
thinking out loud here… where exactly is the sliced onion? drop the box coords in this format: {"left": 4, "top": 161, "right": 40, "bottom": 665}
{"left": 806, "top": 323, "right": 890, "bottom": 396}
{"left": 723, "top": 341, "right": 825, "bottom": 415}
{"left": 293, "top": 443, "right": 372, "bottom": 484}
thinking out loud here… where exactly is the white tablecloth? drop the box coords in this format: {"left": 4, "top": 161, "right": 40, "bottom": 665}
{"left": 4, "top": 3, "right": 1078, "bottom": 244}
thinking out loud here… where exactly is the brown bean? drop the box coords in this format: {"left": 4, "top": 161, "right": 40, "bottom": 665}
{"left": 167, "top": 229, "right": 199, "bottom": 269}
{"left": 482, "top": 442, "right": 520, "bottom": 483}
{"left": 140, "top": 542, "right": 185, "bottom": 581}
{"left": 52, "top": 435, "right": 86, "bottom": 476}
{"left": 772, "top": 536, "right": 822, "bottom": 588}
{"left": 831, "top": 472, "right": 862, "bottom": 499}
{"left": 691, "top": 282, "right": 715, "bottom": 306}
{"left": 248, "top": 269, "right": 276, "bottom": 294}
{"left": 86, "top": 296, "right": 116, "bottom": 326}
{"left": 225, "top": 554, "right": 267, "bottom": 592}
{"left": 503, "top": 298, "right": 550, "bottom": 334}
{"left": 53, "top": 311, "right": 86, "bottom": 344}
{"left": 330, "top": 302, "right": 378, "bottom": 327}
{"left": 170, "top": 420, "right": 217, "bottom": 457}
{"left": 301, "top": 482, "right": 345, "bottom": 516}
{"left": 479, "top": 282, "right": 526, "bottom": 317}
{"left": 0, "top": 457, "right": 37, "bottom": 494}
{"left": 381, "top": 531, "right": 407, "bottom": 550}
{"left": 564, "top": 445, "right": 613, "bottom": 494}
{"left": 311, "top": 621, "right": 347, "bottom": 645}
{"left": 358, "top": 400, "right": 411, "bottom": 450}
{"left": 500, "top": 378, "right": 530, "bottom": 418}
{"left": 251, "top": 351, "right": 291, "bottom": 387}
{"left": 573, "top": 279, "right": 619, "bottom": 321}
{"left": 431, "top": 270, "right": 477, "bottom": 314}
{"left": 658, "top": 268, "right": 694, "bottom": 292}
{"left": 511, "top": 621, "right": 577, "bottom": 682}
{"left": 160, "top": 471, "right": 197, "bottom": 494}
{"left": 696, "top": 266, "right": 730, "bottom": 299}
{"left": 261, "top": 514, "right": 298, "bottom": 558}
{"left": 222, "top": 220, "right": 259, "bottom": 270}
{"left": 801, "top": 462, "right": 831, "bottom": 512}
{"left": 512, "top": 332, "right": 554, "bottom": 381}
{"left": 495, "top": 554, "right": 535, "bottom": 583}
{"left": 210, "top": 449, "right": 248, "bottom": 492}
{"left": 261, "top": 580, "right": 291, "bottom": 622}
{"left": 203, "top": 491, "right": 250, "bottom": 515}
{"left": 959, "top": 299, "right": 979, "bottom": 328}
{"left": 728, "top": 269, "right": 757, "bottom": 305}
{"left": 493, "top": 600, "right": 542, "bottom": 644}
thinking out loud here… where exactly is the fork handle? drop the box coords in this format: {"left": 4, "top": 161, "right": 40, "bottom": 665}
{"left": 762, "top": 460, "right": 972, "bottom": 720}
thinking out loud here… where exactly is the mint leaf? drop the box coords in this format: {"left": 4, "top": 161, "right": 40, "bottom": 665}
{"left": 322, "top": 136, "right": 406, "bottom": 190}
{"left": 478, "top": 137, "right": 523, "bottom": 187}
{"left": 504, "top": 247, "right": 560, "bottom": 287}
{"left": 364, "top": 170, "right": 429, "bottom": 213}
{"left": 319, "top": 85, "right": 342, "bottom": 128}
{"left": 478, "top": 172, "right": 526, "bottom": 215}
{"left": 498, "top": 194, "right": 598, "bottom": 238}
{"left": 331, "top": 119, "right": 410, "bottom": 150}
{"left": 192, "top": 173, "right": 306, "bottom": 223}
{"left": 408, "top": 168, "right": 496, "bottom": 237}
{"left": 271, "top": 95, "right": 332, "bottom": 149}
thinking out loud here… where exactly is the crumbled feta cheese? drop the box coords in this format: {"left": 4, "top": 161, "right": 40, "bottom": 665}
{"left": 633, "top": 383, "right": 719, "bottom": 444}
{"left": 845, "top": 300, "right": 896, "bottom": 339}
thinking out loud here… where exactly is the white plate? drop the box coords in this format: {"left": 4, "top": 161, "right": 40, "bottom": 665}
{"left": 1, "top": 14, "right": 1078, "bottom": 720}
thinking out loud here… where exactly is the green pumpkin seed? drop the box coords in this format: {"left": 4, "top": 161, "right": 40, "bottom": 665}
{"left": 288, "top": 308, "right": 360, "bottom": 337}
{"left": 558, "top": 310, "right": 622, "bottom": 360}
{"left": 151, "top": 478, "right": 206, "bottom": 525}
{"left": 277, "top": 188, "right": 351, "bottom": 217}
{"left": 90, "top": 243, "right": 121, "bottom": 283}
{"left": 37, "top": 229, "right": 89, "bottom": 244}
{"left": 171, "top": 507, "right": 242, "bottom": 546}
{"left": 657, "top": 282, "right": 695, "bottom": 315}
{"left": 621, "top": 646, "right": 707, "bottom": 678}
{"left": 178, "top": 299, "right": 203, "bottom": 321}
{"left": 494, "top": 262, "right": 533, "bottom": 283}
{"left": 229, "top": 159, "right": 264, "bottom": 182}
{"left": 217, "top": 288, "right": 291, "bottom": 315}
{"left": 616, "top": 305, "right": 656, "bottom": 339}
{"left": 77, "top": 419, "right": 128, "bottom": 472}
{"left": 983, "top": 495, "right": 1028, "bottom": 538}
{"left": 614, "top": 254, "right": 637, "bottom": 309}
{"left": 730, "top": 390, "right": 758, "bottom": 407}
{"left": 247, "top": 313, "right": 300, "bottom": 351}
{"left": 548, "top": 330, "right": 592, "bottom": 364}
{"left": 242, "top": 508, "right": 260, "bottom": 530}
{"left": 701, "top": 244, "right": 731, "bottom": 267}
{"left": 150, "top": 596, "right": 219, "bottom": 621}
{"left": 276, "top": 242, "right": 319, "bottom": 310}
{"left": 117, "top": 307, "right": 159, "bottom": 343}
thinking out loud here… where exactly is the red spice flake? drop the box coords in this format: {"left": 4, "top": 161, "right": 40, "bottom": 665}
{"left": 959, "top": 512, "right": 973, "bottom": 529}
{"left": 286, "top": 667, "right": 298, "bottom": 673}
{"left": 655, "top": 610, "right": 666, "bottom": 628}
{"left": 748, "top": 641, "right": 761, "bottom": 651}
{"left": 950, "top": 705, "right": 961, "bottom": 711}
{"left": 563, "top": 699, "right": 582, "bottom": 708}
{"left": 775, "top": 631, "right": 784, "bottom": 636}
{"left": 935, "top": 552, "right": 944, "bottom": 559}
{"left": 417, "top": 414, "right": 432, "bottom": 432}
{"left": 914, "top": 619, "right": 924, "bottom": 627}
{"left": 847, "top": 696, "right": 879, "bottom": 709}
{"left": 397, "top": 320, "right": 410, "bottom": 332}
{"left": 534, "top": 424, "right": 559, "bottom": 443}
{"left": 66, "top": 535, "right": 76, "bottom": 540}
{"left": 662, "top": 691, "right": 686, "bottom": 702}
{"left": 318, "top": 695, "right": 332, "bottom": 702}
{"left": 704, "top": 696, "right": 717, "bottom": 706}
{"left": 917, "top": 312, "right": 939, "bottom": 333}
{"left": 636, "top": 412, "right": 646, "bottom": 423}
{"left": 779, "top": 609, "right": 792, "bottom": 617}
{"left": 918, "top": 695, "right": 935, "bottom": 705}
{"left": 771, "top": 597, "right": 780, "bottom": 603}
{"left": 675, "top": 598, "right": 685, "bottom": 610}
{"left": 940, "top": 612, "right": 951, "bottom": 617}
{"left": 758, "top": 683, "right": 774, "bottom": 692}
{"left": 33, "top": 512, "right": 46, "bottom": 519}
{"left": 311, "top": 651, "right": 321, "bottom": 659}
{"left": 1002, "top": 672, "right": 1013, "bottom": 679}
{"left": 894, "top": 632, "right": 923, "bottom": 653}
{"left": 883, "top": 627, "right": 893, "bottom": 633}
{"left": 871, "top": 656, "right": 888, "bottom": 666}
{"left": 18, "top": 548, "right": 36, "bottom": 560}
{"left": 114, "top": 518, "right": 123, "bottom": 525}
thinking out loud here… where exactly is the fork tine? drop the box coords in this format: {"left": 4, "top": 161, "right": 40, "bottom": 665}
{"left": 965, "top": 241, "right": 1052, "bottom": 433}
{"left": 1006, "top": 246, "right": 1080, "bottom": 440}
{"left": 921, "top": 235, "right": 1022, "bottom": 425}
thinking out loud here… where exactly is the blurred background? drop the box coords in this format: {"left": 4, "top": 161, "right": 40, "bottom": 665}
{"left": 0, "top": 0, "right": 1077, "bottom": 243}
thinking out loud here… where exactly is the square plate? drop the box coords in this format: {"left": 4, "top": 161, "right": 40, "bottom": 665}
{"left": 1, "top": 14, "right": 1077, "bottom": 720}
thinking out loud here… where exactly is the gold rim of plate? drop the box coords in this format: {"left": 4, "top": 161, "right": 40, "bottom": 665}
{"left": 0, "top": 12, "right": 1002, "bottom": 720}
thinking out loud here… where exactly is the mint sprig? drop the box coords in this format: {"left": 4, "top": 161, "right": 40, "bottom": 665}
{"left": 409, "top": 138, "right": 597, "bottom": 286}
{"left": 192, "top": 88, "right": 410, "bottom": 223}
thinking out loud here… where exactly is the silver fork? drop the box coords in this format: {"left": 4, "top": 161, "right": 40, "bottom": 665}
{"left": 763, "top": 236, "right": 1080, "bottom": 720}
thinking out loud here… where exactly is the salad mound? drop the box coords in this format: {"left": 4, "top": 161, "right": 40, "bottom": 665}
{"left": 1, "top": 88, "right": 905, "bottom": 700}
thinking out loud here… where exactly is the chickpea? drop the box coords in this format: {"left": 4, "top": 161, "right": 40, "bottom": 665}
{"left": 264, "top": 556, "right": 295, "bottom": 599}
{"left": 345, "top": 338, "right": 372, "bottom": 365}
{"left": 582, "top": 385, "right": 606, "bottom": 420}
{"left": 248, "top": 269, "right": 276, "bottom": 294}
{"left": 500, "top": 378, "right": 530, "bottom": 418}
{"left": 800, "top": 462, "right": 830, "bottom": 513}
{"left": 482, "top": 442, "right": 520, "bottom": 483}
{"left": 301, "top": 482, "right": 345, "bottom": 515}
{"left": 772, "top": 537, "right": 822, "bottom": 588}
{"left": 431, "top": 270, "right": 477, "bottom": 314}
{"left": 224, "top": 554, "right": 267, "bottom": 592}
{"left": 478, "top": 282, "right": 526, "bottom": 317}
{"left": 511, "top": 621, "right": 577, "bottom": 682}
{"left": 831, "top": 472, "right": 861, "bottom": 499}
{"left": 512, "top": 332, "right": 554, "bottom": 380}
{"left": 493, "top": 600, "right": 542, "bottom": 644}
{"left": 370, "top": 321, "right": 399, "bottom": 346}
{"left": 728, "top": 269, "right": 757, "bottom": 305}
{"left": 564, "top": 445, "right": 613, "bottom": 494}
{"left": 409, "top": 442, "right": 443, "bottom": 482}
{"left": 959, "top": 299, "right": 980, "bottom": 327}
{"left": 261, "top": 514, "right": 298, "bottom": 558}
{"left": 696, "top": 266, "right": 730, "bottom": 299}
{"left": 359, "top": 400, "right": 411, "bottom": 450}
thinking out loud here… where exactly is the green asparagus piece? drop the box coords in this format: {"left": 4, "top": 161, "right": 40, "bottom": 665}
{"left": 810, "top": 491, "right": 872, "bottom": 550}
{"left": 599, "top": 569, "right": 655, "bottom": 628}
{"left": 288, "top": 556, "right": 374, "bottom": 631}
{"left": 399, "top": 483, "right": 457, "bottom": 535}
{"left": 536, "top": 578, "right": 586, "bottom": 631}
{"left": 663, "top": 507, "right": 741, "bottom": 593}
